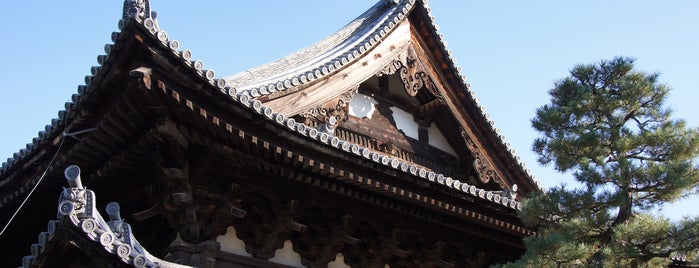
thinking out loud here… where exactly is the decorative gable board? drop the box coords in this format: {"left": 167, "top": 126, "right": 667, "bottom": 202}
{"left": 249, "top": 16, "right": 522, "bottom": 192}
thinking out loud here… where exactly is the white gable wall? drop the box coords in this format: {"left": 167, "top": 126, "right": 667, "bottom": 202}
{"left": 389, "top": 106, "right": 419, "bottom": 140}
{"left": 349, "top": 93, "right": 458, "bottom": 156}
{"left": 268, "top": 240, "right": 305, "bottom": 267}
{"left": 348, "top": 93, "right": 379, "bottom": 119}
{"left": 428, "top": 123, "right": 457, "bottom": 156}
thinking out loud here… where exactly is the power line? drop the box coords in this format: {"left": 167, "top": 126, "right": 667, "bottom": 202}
{"left": 0, "top": 125, "right": 96, "bottom": 237}
{"left": 0, "top": 134, "right": 66, "bottom": 237}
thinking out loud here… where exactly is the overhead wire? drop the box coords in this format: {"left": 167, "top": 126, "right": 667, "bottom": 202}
{"left": 0, "top": 109, "right": 91, "bottom": 237}
{"left": 0, "top": 133, "right": 66, "bottom": 237}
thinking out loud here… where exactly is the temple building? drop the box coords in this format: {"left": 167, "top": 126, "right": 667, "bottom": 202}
{"left": 0, "top": 0, "right": 543, "bottom": 267}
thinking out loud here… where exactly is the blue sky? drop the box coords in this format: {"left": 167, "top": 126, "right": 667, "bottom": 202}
{"left": 0, "top": 1, "right": 697, "bottom": 220}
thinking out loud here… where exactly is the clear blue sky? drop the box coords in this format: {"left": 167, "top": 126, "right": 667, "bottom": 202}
{"left": 0, "top": 1, "right": 697, "bottom": 220}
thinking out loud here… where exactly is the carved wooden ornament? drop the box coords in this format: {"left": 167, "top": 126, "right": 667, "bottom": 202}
{"left": 377, "top": 45, "right": 444, "bottom": 103}
{"left": 460, "top": 128, "right": 501, "bottom": 185}
{"left": 299, "top": 85, "right": 359, "bottom": 129}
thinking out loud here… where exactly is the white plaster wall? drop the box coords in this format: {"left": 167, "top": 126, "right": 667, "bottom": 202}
{"left": 389, "top": 107, "right": 419, "bottom": 140}
{"left": 348, "top": 93, "right": 379, "bottom": 119}
{"left": 268, "top": 240, "right": 305, "bottom": 267}
{"left": 428, "top": 123, "right": 457, "bottom": 156}
{"left": 216, "top": 226, "right": 252, "bottom": 257}
{"left": 216, "top": 227, "right": 389, "bottom": 267}
{"left": 327, "top": 253, "right": 351, "bottom": 268}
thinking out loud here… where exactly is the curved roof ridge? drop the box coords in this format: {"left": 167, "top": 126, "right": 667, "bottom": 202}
{"left": 223, "top": 3, "right": 384, "bottom": 85}
{"left": 224, "top": 0, "right": 415, "bottom": 96}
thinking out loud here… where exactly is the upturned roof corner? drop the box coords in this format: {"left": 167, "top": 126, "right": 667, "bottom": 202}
{"left": 21, "top": 165, "right": 190, "bottom": 268}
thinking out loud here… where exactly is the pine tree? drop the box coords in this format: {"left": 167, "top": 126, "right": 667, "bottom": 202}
{"left": 507, "top": 57, "right": 699, "bottom": 267}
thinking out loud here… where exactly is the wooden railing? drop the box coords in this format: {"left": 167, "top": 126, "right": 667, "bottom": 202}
{"left": 335, "top": 127, "right": 454, "bottom": 175}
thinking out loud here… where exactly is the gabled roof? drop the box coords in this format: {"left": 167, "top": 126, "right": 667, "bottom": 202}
{"left": 0, "top": 0, "right": 543, "bottom": 264}
{"left": 222, "top": 0, "right": 542, "bottom": 193}
{"left": 0, "top": 0, "right": 540, "bottom": 218}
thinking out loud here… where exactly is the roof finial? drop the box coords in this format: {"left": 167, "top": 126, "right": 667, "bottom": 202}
{"left": 121, "top": 0, "right": 160, "bottom": 31}
{"left": 64, "top": 165, "right": 83, "bottom": 189}
{"left": 122, "top": 0, "right": 154, "bottom": 21}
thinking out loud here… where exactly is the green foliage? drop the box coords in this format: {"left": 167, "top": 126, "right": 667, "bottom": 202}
{"left": 507, "top": 57, "right": 699, "bottom": 267}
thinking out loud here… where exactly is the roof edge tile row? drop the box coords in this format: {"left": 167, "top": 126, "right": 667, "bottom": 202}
{"left": 224, "top": 0, "right": 416, "bottom": 96}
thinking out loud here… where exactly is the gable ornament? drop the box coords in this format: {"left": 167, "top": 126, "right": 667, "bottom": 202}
{"left": 299, "top": 85, "right": 359, "bottom": 134}
{"left": 460, "top": 128, "right": 502, "bottom": 186}
{"left": 399, "top": 52, "right": 427, "bottom": 97}
{"left": 377, "top": 46, "right": 445, "bottom": 104}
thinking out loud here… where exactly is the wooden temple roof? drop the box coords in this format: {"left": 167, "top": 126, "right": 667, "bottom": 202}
{"left": 0, "top": 0, "right": 540, "bottom": 217}
{"left": 221, "top": 0, "right": 542, "bottom": 194}
{"left": 0, "top": 0, "right": 542, "bottom": 266}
